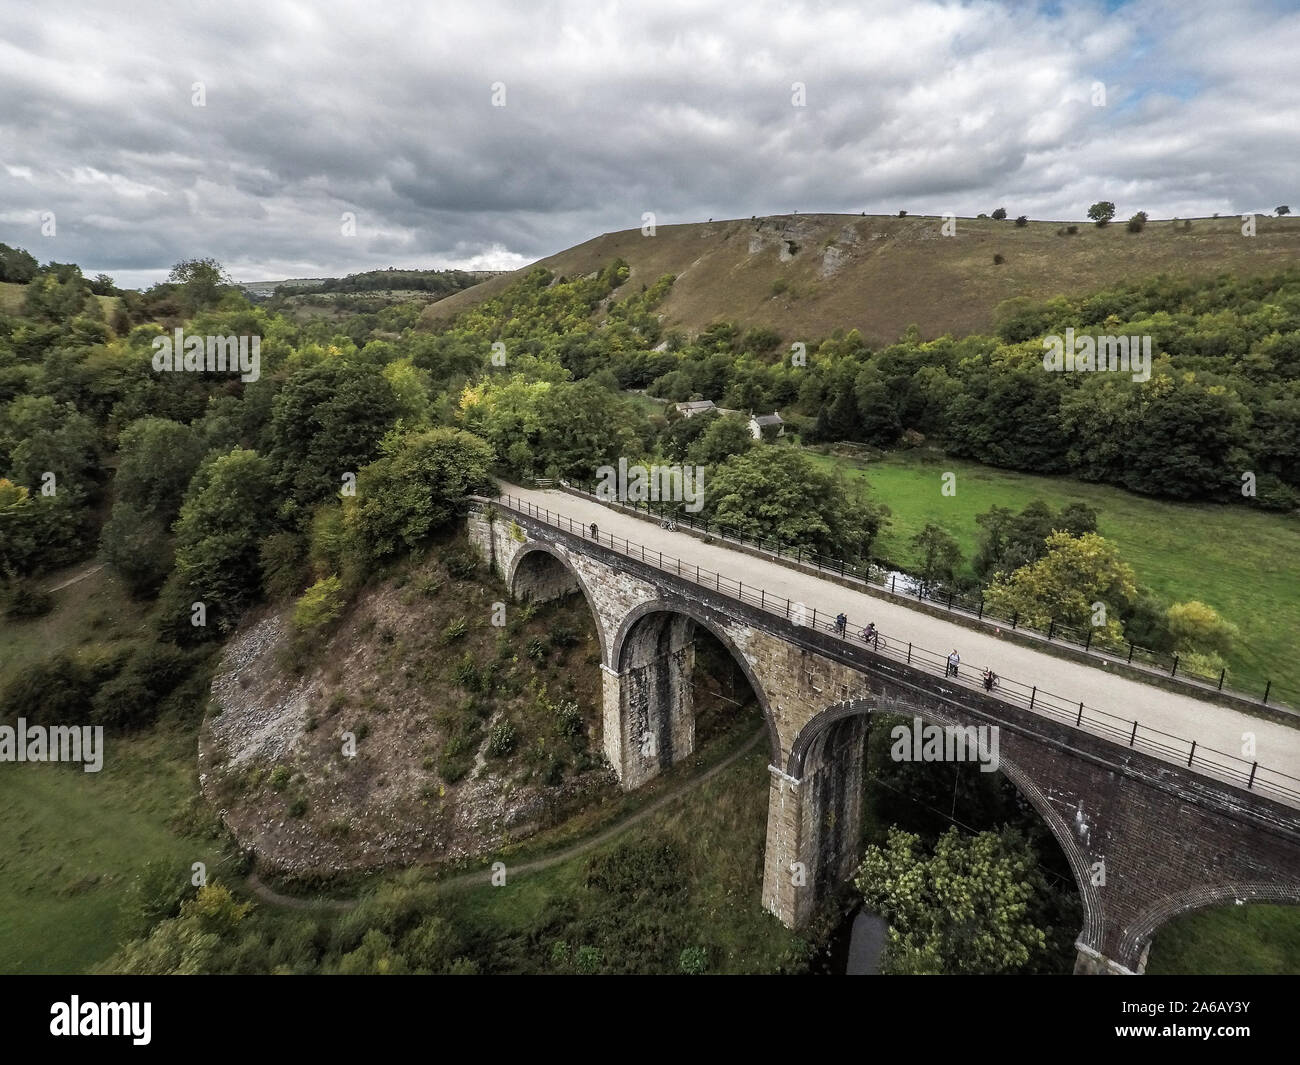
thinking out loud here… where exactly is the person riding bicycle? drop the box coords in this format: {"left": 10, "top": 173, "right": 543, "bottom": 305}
{"left": 861, "top": 622, "right": 877, "bottom": 643}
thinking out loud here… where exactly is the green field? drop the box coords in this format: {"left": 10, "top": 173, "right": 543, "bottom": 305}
{"left": 809, "top": 449, "right": 1300, "bottom": 697}
{"left": 1147, "top": 903, "right": 1300, "bottom": 974}
{"left": 0, "top": 567, "right": 226, "bottom": 973}
{"left": 0, "top": 725, "right": 226, "bottom": 973}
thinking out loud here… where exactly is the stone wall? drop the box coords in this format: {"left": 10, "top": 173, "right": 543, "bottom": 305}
{"left": 467, "top": 503, "right": 1300, "bottom": 973}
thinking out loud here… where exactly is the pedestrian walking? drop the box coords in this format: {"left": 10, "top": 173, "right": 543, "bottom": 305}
{"left": 590, "top": 522, "right": 598, "bottom": 539}
{"left": 946, "top": 649, "right": 960, "bottom": 677}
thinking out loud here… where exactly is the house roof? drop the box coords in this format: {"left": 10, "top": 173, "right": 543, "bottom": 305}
{"left": 675, "top": 400, "right": 716, "bottom": 412}
{"left": 751, "top": 412, "right": 784, "bottom": 425}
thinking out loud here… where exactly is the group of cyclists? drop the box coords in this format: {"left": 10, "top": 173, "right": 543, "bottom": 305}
{"left": 829, "top": 612, "right": 999, "bottom": 691}
{"left": 589, "top": 520, "right": 1003, "bottom": 693}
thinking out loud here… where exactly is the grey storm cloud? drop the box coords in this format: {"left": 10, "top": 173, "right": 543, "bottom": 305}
{"left": 1, "top": 0, "right": 1296, "bottom": 287}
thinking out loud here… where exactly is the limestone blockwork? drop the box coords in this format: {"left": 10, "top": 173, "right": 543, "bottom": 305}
{"left": 468, "top": 504, "right": 1300, "bottom": 974}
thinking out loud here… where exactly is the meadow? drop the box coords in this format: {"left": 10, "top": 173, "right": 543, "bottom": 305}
{"left": 809, "top": 448, "right": 1300, "bottom": 698}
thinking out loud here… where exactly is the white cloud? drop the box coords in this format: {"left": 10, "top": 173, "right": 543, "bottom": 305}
{"left": 0, "top": 0, "right": 1295, "bottom": 285}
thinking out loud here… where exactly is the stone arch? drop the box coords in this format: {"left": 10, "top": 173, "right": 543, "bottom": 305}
{"left": 787, "top": 696, "right": 1104, "bottom": 959}
{"left": 1121, "top": 881, "right": 1300, "bottom": 970}
{"left": 506, "top": 542, "right": 609, "bottom": 666}
{"left": 611, "top": 598, "right": 781, "bottom": 765}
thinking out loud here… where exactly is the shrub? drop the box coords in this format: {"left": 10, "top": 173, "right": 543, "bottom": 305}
{"left": 1127, "top": 211, "right": 1147, "bottom": 233}
{"left": 991, "top": 208, "right": 1007, "bottom": 220}
{"left": 445, "top": 552, "right": 478, "bottom": 579}
{"left": 288, "top": 796, "right": 308, "bottom": 818}
{"left": 550, "top": 626, "right": 578, "bottom": 649}
{"left": 92, "top": 642, "right": 191, "bottom": 730}
{"left": 0, "top": 651, "right": 111, "bottom": 728}
{"left": 4, "top": 582, "right": 53, "bottom": 619}
{"left": 270, "top": 765, "right": 292, "bottom": 791}
{"left": 453, "top": 653, "right": 481, "bottom": 690}
{"left": 993, "top": 254, "right": 1005, "bottom": 265}
{"left": 487, "top": 720, "right": 517, "bottom": 757}
{"left": 117, "top": 860, "right": 193, "bottom": 939}
{"left": 1067, "top": 225, "right": 1078, "bottom": 234}
{"left": 679, "top": 946, "right": 708, "bottom": 974}
{"left": 292, "top": 575, "right": 345, "bottom": 634}
{"left": 526, "top": 637, "right": 546, "bottom": 662}
{"left": 1166, "top": 600, "right": 1238, "bottom": 657}
{"left": 1014, "top": 216, "right": 1028, "bottom": 227}
{"left": 441, "top": 617, "right": 468, "bottom": 643}
{"left": 555, "top": 699, "right": 583, "bottom": 737}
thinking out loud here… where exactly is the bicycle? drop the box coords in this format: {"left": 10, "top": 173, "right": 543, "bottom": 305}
{"left": 659, "top": 518, "right": 677, "bottom": 531}
{"left": 859, "top": 629, "right": 887, "bottom": 652}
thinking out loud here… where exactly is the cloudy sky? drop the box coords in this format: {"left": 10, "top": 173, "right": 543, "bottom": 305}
{"left": 2, "top": 0, "right": 1297, "bottom": 287}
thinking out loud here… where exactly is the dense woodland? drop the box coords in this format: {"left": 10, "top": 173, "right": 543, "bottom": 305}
{"left": 2, "top": 243, "right": 1276, "bottom": 691}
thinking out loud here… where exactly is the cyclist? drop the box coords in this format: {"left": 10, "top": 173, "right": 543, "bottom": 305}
{"left": 860, "top": 622, "right": 877, "bottom": 643}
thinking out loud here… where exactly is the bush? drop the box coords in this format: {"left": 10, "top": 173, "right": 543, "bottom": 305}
{"left": 92, "top": 642, "right": 191, "bottom": 730}
{"left": 270, "top": 765, "right": 292, "bottom": 791}
{"left": 993, "top": 254, "right": 1005, "bottom": 265}
{"left": 445, "top": 552, "right": 479, "bottom": 579}
{"left": 487, "top": 720, "right": 517, "bottom": 757}
{"left": 1166, "top": 600, "right": 1238, "bottom": 657}
{"left": 1014, "top": 216, "right": 1028, "bottom": 227}
{"left": 555, "top": 699, "right": 583, "bottom": 737}
{"left": 991, "top": 208, "right": 1007, "bottom": 220}
{"left": 453, "top": 653, "right": 481, "bottom": 690}
{"left": 526, "top": 637, "right": 546, "bottom": 662}
{"left": 292, "top": 575, "right": 345, "bottom": 634}
{"left": 117, "top": 860, "right": 193, "bottom": 940}
{"left": 441, "top": 617, "right": 468, "bottom": 643}
{"left": 1127, "top": 212, "right": 1147, "bottom": 233}
{"left": 4, "top": 582, "right": 53, "bottom": 619}
{"left": 679, "top": 946, "right": 709, "bottom": 974}
{"left": 2, "top": 651, "right": 118, "bottom": 727}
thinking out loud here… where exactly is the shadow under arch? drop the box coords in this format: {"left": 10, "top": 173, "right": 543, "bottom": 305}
{"left": 506, "top": 541, "right": 610, "bottom": 667}
{"left": 787, "top": 696, "right": 1105, "bottom": 958}
{"left": 1121, "top": 882, "right": 1300, "bottom": 968}
{"left": 610, "top": 597, "right": 782, "bottom": 766}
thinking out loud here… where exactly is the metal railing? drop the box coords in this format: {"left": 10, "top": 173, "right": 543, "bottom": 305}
{"left": 560, "top": 480, "right": 1296, "bottom": 714}
{"left": 475, "top": 493, "right": 1300, "bottom": 807}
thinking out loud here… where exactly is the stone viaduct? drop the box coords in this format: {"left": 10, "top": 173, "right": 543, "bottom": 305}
{"left": 467, "top": 499, "right": 1300, "bottom": 974}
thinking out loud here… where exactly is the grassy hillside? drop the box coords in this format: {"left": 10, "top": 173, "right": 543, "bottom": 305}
{"left": 810, "top": 448, "right": 1300, "bottom": 698}
{"left": 422, "top": 213, "right": 1300, "bottom": 345}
